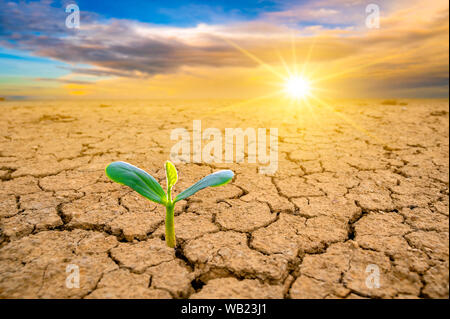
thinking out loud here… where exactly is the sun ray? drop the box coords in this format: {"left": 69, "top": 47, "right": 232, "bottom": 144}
{"left": 310, "top": 95, "right": 385, "bottom": 145}
{"left": 300, "top": 37, "right": 317, "bottom": 77}
{"left": 306, "top": 99, "right": 322, "bottom": 128}
{"left": 222, "top": 37, "right": 286, "bottom": 81}
{"left": 216, "top": 23, "right": 425, "bottom": 148}
{"left": 276, "top": 49, "right": 293, "bottom": 78}
{"left": 290, "top": 28, "right": 298, "bottom": 75}
{"left": 206, "top": 90, "right": 284, "bottom": 115}
{"left": 312, "top": 42, "right": 427, "bottom": 84}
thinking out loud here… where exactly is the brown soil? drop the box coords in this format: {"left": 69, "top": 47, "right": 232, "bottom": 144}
{"left": 0, "top": 99, "right": 448, "bottom": 299}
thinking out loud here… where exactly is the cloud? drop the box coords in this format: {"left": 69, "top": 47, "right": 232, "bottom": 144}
{"left": 0, "top": 2, "right": 367, "bottom": 77}
{"left": 34, "top": 77, "right": 92, "bottom": 85}
{"left": 263, "top": 0, "right": 378, "bottom": 26}
{"left": 0, "top": 0, "right": 448, "bottom": 98}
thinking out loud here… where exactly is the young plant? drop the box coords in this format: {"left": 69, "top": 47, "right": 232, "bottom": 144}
{"left": 105, "top": 161, "right": 234, "bottom": 248}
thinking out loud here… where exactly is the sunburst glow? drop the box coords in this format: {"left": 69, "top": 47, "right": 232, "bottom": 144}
{"left": 284, "top": 76, "right": 311, "bottom": 99}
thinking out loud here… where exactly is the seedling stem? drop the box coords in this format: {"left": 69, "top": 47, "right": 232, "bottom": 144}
{"left": 105, "top": 161, "right": 233, "bottom": 248}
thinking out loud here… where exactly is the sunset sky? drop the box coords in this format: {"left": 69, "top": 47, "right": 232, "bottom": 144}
{"left": 0, "top": 0, "right": 448, "bottom": 100}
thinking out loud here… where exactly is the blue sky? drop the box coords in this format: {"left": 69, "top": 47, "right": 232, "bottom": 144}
{"left": 73, "top": 0, "right": 287, "bottom": 26}
{"left": 0, "top": 47, "right": 68, "bottom": 77}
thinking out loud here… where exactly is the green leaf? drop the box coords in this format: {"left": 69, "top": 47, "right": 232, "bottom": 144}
{"left": 105, "top": 161, "right": 166, "bottom": 204}
{"left": 165, "top": 161, "right": 178, "bottom": 189}
{"left": 174, "top": 170, "right": 234, "bottom": 202}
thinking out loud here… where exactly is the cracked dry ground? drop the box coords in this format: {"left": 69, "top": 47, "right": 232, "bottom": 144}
{"left": 0, "top": 99, "right": 448, "bottom": 299}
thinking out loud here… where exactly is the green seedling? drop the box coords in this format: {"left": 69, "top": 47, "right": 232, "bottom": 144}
{"left": 105, "top": 161, "right": 234, "bottom": 248}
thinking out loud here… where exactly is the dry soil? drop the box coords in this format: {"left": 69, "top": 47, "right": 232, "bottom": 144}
{"left": 0, "top": 99, "right": 448, "bottom": 299}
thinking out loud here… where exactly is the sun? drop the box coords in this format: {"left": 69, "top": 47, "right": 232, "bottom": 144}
{"left": 284, "top": 76, "right": 312, "bottom": 99}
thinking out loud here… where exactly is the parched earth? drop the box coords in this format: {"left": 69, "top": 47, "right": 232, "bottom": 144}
{"left": 0, "top": 99, "right": 448, "bottom": 299}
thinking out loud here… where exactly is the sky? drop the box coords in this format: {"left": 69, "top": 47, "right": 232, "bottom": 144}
{"left": 0, "top": 0, "right": 448, "bottom": 100}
